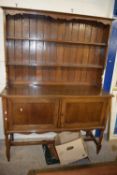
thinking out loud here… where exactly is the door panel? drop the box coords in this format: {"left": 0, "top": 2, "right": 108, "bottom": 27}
{"left": 8, "top": 98, "right": 59, "bottom": 131}
{"left": 61, "top": 98, "right": 109, "bottom": 129}
{"left": 29, "top": 103, "right": 55, "bottom": 124}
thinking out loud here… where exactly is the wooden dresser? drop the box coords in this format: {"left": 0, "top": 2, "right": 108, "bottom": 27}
{"left": 1, "top": 8, "right": 112, "bottom": 161}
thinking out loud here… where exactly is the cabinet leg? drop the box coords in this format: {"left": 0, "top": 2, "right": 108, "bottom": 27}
{"left": 84, "top": 130, "right": 104, "bottom": 154}
{"left": 97, "top": 144, "right": 102, "bottom": 154}
{"left": 5, "top": 134, "right": 10, "bottom": 161}
{"left": 97, "top": 130, "right": 104, "bottom": 154}
{"left": 86, "top": 131, "right": 90, "bottom": 137}
{"left": 10, "top": 133, "right": 14, "bottom": 141}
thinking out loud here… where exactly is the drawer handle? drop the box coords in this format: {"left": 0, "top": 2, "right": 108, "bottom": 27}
{"left": 20, "top": 108, "right": 23, "bottom": 112}
{"left": 4, "top": 111, "right": 7, "bottom": 115}
{"left": 5, "top": 117, "right": 7, "bottom": 121}
{"left": 67, "top": 146, "right": 74, "bottom": 151}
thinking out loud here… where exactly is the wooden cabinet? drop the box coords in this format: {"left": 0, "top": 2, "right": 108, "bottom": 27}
{"left": 60, "top": 97, "right": 110, "bottom": 129}
{"left": 5, "top": 96, "right": 110, "bottom": 133}
{"left": 8, "top": 98, "right": 59, "bottom": 131}
{"left": 0, "top": 8, "right": 113, "bottom": 161}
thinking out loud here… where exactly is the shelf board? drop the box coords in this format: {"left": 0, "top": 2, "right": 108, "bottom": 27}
{"left": 9, "top": 81, "right": 98, "bottom": 86}
{"left": 7, "top": 63, "right": 103, "bottom": 69}
{"left": 2, "top": 84, "right": 110, "bottom": 98}
{"left": 6, "top": 37, "right": 107, "bottom": 47}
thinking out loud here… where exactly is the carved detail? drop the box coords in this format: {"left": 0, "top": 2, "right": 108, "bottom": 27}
{"left": 5, "top": 9, "right": 112, "bottom": 25}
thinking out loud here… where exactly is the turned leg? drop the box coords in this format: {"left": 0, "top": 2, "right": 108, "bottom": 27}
{"left": 84, "top": 129, "right": 104, "bottom": 154}
{"left": 97, "top": 129, "right": 104, "bottom": 154}
{"left": 86, "top": 130, "right": 90, "bottom": 137}
{"left": 5, "top": 134, "right": 10, "bottom": 161}
{"left": 10, "top": 133, "right": 14, "bottom": 141}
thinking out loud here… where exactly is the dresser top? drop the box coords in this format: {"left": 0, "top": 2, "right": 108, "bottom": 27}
{"left": 1, "top": 85, "right": 112, "bottom": 98}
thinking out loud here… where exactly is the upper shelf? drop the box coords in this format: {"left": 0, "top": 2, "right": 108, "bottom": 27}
{"left": 6, "top": 37, "right": 107, "bottom": 47}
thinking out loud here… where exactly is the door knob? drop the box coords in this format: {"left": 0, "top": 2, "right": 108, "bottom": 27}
{"left": 20, "top": 108, "right": 23, "bottom": 112}
{"left": 4, "top": 111, "right": 7, "bottom": 115}
{"left": 5, "top": 117, "right": 7, "bottom": 121}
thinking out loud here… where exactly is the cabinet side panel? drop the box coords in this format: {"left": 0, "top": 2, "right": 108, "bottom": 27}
{"left": 2, "top": 97, "right": 8, "bottom": 133}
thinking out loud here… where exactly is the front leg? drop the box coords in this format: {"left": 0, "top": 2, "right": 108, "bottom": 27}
{"left": 97, "top": 129, "right": 104, "bottom": 154}
{"left": 5, "top": 133, "right": 10, "bottom": 161}
{"left": 10, "top": 133, "right": 14, "bottom": 141}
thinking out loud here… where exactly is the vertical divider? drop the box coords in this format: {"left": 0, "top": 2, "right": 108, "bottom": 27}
{"left": 56, "top": 21, "right": 61, "bottom": 83}
{"left": 42, "top": 16, "right": 45, "bottom": 82}
{"left": 29, "top": 15, "right": 31, "bottom": 83}
{"left": 21, "top": 15, "right": 23, "bottom": 81}
{"left": 14, "top": 16, "right": 16, "bottom": 82}
{"left": 35, "top": 15, "right": 38, "bottom": 82}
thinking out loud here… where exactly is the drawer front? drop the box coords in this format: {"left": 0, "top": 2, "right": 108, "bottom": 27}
{"left": 8, "top": 98, "right": 59, "bottom": 131}
{"left": 60, "top": 97, "right": 110, "bottom": 129}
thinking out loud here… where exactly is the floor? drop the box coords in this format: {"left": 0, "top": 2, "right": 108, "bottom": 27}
{"left": 0, "top": 137, "right": 117, "bottom": 175}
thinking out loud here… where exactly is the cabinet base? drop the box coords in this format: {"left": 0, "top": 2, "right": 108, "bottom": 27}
{"left": 5, "top": 129, "right": 104, "bottom": 161}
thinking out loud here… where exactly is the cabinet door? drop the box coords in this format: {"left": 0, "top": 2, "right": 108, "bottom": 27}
{"left": 8, "top": 98, "right": 59, "bottom": 131}
{"left": 60, "top": 98, "right": 110, "bottom": 130}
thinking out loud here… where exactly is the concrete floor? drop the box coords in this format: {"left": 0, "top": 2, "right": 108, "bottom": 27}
{"left": 0, "top": 138, "right": 117, "bottom": 175}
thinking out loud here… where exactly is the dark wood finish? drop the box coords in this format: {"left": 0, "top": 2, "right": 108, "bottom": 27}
{"left": 5, "top": 9, "right": 109, "bottom": 87}
{"left": 1, "top": 85, "right": 112, "bottom": 97}
{"left": 11, "top": 140, "right": 55, "bottom": 146}
{"left": 8, "top": 98, "right": 59, "bottom": 131}
{"left": 27, "top": 162, "right": 117, "bottom": 175}
{"left": 60, "top": 97, "right": 110, "bottom": 129}
{"left": 84, "top": 130, "right": 104, "bottom": 153}
{"left": 0, "top": 8, "right": 113, "bottom": 161}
